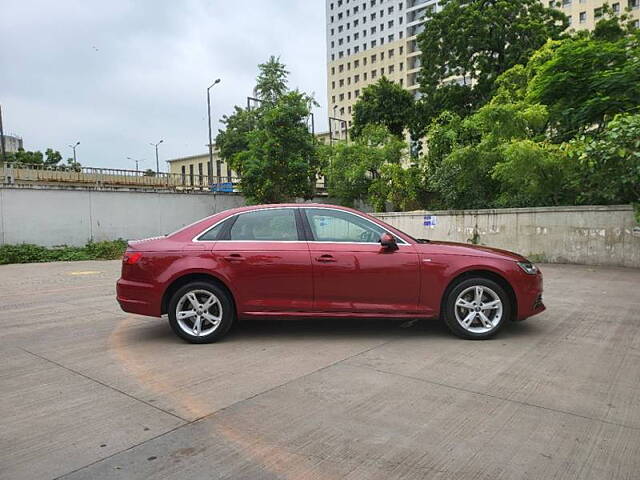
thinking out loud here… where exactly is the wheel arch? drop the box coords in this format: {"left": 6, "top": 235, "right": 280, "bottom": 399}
{"left": 161, "top": 273, "right": 237, "bottom": 316}
{"left": 441, "top": 269, "right": 518, "bottom": 321}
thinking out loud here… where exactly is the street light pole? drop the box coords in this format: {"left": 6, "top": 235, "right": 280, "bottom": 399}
{"left": 207, "top": 78, "right": 221, "bottom": 180}
{"left": 68, "top": 141, "right": 80, "bottom": 164}
{"left": 150, "top": 139, "right": 163, "bottom": 174}
{"left": 127, "top": 156, "right": 143, "bottom": 172}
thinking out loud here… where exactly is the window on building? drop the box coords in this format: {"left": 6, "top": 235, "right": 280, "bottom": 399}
{"left": 354, "top": 45, "right": 360, "bottom": 53}
{"left": 354, "top": 59, "right": 360, "bottom": 68}
{"left": 399, "top": 61, "right": 404, "bottom": 71}
{"left": 339, "top": 79, "right": 345, "bottom": 87}
{"left": 339, "top": 93, "right": 345, "bottom": 101}
{"left": 181, "top": 165, "right": 186, "bottom": 185}
{"left": 189, "top": 164, "right": 194, "bottom": 185}
{"left": 380, "top": 67, "right": 385, "bottom": 75}
{"left": 371, "top": 69, "right": 377, "bottom": 79}
{"left": 389, "top": 48, "right": 394, "bottom": 57}
{"left": 355, "top": 89, "right": 360, "bottom": 97}
{"left": 399, "top": 46, "right": 403, "bottom": 54}
{"left": 380, "top": 51, "right": 385, "bottom": 60}
{"left": 579, "top": 11, "right": 586, "bottom": 22}
{"left": 371, "top": 54, "right": 377, "bottom": 62}
{"left": 389, "top": 64, "right": 395, "bottom": 73}
{"left": 612, "top": 2, "right": 620, "bottom": 12}
{"left": 388, "top": 34, "right": 394, "bottom": 42}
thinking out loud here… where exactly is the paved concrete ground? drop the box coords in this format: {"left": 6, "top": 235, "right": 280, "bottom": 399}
{"left": 0, "top": 261, "right": 639, "bottom": 480}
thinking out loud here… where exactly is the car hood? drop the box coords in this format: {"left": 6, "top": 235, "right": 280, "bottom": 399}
{"left": 415, "top": 240, "right": 527, "bottom": 262}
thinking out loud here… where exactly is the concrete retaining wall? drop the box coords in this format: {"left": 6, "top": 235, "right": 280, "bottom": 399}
{"left": 374, "top": 205, "right": 640, "bottom": 268}
{"left": 1, "top": 187, "right": 638, "bottom": 268}
{"left": 0, "top": 187, "right": 246, "bottom": 247}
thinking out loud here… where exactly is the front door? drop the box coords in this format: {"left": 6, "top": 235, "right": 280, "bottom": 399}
{"left": 212, "top": 208, "right": 313, "bottom": 315}
{"left": 303, "top": 208, "right": 420, "bottom": 315}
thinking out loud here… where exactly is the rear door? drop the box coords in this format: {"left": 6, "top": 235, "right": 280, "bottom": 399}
{"left": 212, "top": 207, "right": 313, "bottom": 315}
{"left": 303, "top": 207, "right": 420, "bottom": 315}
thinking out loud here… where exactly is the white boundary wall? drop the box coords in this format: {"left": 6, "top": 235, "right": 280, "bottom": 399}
{"left": 374, "top": 205, "right": 640, "bottom": 268}
{"left": 0, "top": 187, "right": 245, "bottom": 247}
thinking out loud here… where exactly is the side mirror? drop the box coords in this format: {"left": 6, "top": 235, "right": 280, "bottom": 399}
{"left": 379, "top": 233, "right": 398, "bottom": 251}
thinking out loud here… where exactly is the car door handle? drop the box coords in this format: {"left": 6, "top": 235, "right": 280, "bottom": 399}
{"left": 223, "top": 254, "right": 244, "bottom": 262}
{"left": 315, "top": 254, "right": 336, "bottom": 263}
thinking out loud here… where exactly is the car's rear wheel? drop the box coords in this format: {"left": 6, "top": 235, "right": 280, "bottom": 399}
{"left": 442, "top": 277, "right": 510, "bottom": 340}
{"left": 168, "top": 281, "right": 234, "bottom": 344}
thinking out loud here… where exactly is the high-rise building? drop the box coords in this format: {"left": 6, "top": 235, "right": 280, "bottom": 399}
{"left": 326, "top": 0, "right": 639, "bottom": 128}
{"left": 326, "top": 0, "right": 437, "bottom": 128}
{"left": 550, "top": 0, "right": 639, "bottom": 31}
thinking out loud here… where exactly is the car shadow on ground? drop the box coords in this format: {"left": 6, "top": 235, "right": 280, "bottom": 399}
{"left": 127, "top": 314, "right": 545, "bottom": 345}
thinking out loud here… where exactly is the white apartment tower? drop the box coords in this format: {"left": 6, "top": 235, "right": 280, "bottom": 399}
{"left": 326, "top": 0, "right": 438, "bottom": 128}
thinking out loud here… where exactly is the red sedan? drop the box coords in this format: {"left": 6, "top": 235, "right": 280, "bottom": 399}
{"left": 117, "top": 204, "right": 544, "bottom": 343}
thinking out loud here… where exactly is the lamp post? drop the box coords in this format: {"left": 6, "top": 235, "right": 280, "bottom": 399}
{"left": 207, "top": 78, "right": 221, "bottom": 180}
{"left": 150, "top": 139, "right": 163, "bottom": 174}
{"left": 127, "top": 156, "right": 143, "bottom": 172}
{"left": 68, "top": 141, "right": 80, "bottom": 164}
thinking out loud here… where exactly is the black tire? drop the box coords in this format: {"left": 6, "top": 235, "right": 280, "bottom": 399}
{"left": 168, "top": 281, "right": 235, "bottom": 344}
{"left": 442, "top": 277, "right": 511, "bottom": 340}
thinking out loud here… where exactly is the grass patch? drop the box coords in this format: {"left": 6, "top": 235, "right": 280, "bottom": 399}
{"left": 0, "top": 239, "right": 128, "bottom": 265}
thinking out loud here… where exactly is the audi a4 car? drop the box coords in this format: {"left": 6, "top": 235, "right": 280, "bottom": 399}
{"left": 117, "top": 204, "right": 545, "bottom": 343}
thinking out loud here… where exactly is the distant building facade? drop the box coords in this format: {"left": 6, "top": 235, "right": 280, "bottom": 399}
{"left": 167, "top": 152, "right": 236, "bottom": 188}
{"left": 2, "top": 134, "right": 24, "bottom": 154}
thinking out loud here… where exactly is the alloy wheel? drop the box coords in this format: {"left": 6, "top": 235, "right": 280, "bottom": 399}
{"left": 454, "top": 285, "right": 503, "bottom": 334}
{"left": 175, "top": 289, "right": 223, "bottom": 337}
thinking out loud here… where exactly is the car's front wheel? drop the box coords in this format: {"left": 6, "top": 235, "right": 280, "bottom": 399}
{"left": 442, "top": 277, "right": 511, "bottom": 340}
{"left": 168, "top": 281, "right": 234, "bottom": 344}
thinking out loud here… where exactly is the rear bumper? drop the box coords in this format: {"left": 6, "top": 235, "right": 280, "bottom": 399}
{"left": 116, "top": 278, "right": 162, "bottom": 317}
{"left": 515, "top": 271, "right": 545, "bottom": 320}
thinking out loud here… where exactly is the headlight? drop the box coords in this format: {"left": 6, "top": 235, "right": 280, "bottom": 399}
{"left": 517, "top": 261, "right": 538, "bottom": 275}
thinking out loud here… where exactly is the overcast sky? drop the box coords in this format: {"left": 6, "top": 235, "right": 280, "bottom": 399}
{"left": 1, "top": 0, "right": 327, "bottom": 170}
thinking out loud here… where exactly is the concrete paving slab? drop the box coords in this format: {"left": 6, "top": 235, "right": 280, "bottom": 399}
{"left": 0, "top": 260, "right": 639, "bottom": 479}
{"left": 0, "top": 347, "right": 185, "bottom": 480}
{"left": 60, "top": 363, "right": 640, "bottom": 480}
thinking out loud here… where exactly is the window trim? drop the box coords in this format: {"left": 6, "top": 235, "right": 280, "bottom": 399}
{"left": 193, "top": 207, "right": 305, "bottom": 243}
{"left": 301, "top": 207, "right": 410, "bottom": 245}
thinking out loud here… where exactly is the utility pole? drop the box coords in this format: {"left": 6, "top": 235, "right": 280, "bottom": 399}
{"left": 150, "top": 139, "right": 163, "bottom": 174}
{"left": 207, "top": 79, "right": 221, "bottom": 180}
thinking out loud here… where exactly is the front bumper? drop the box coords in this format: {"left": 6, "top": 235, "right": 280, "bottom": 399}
{"left": 515, "top": 271, "right": 545, "bottom": 320}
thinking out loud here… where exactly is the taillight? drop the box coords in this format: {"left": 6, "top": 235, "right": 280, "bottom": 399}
{"left": 123, "top": 252, "right": 143, "bottom": 265}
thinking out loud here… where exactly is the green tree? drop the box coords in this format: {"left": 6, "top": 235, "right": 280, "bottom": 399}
{"left": 567, "top": 113, "right": 640, "bottom": 207}
{"left": 416, "top": 0, "right": 568, "bottom": 128}
{"left": 351, "top": 77, "right": 415, "bottom": 138}
{"left": 526, "top": 13, "right": 640, "bottom": 140}
{"left": 255, "top": 56, "right": 289, "bottom": 104}
{"left": 4, "top": 147, "right": 72, "bottom": 167}
{"left": 216, "top": 107, "right": 258, "bottom": 175}
{"left": 215, "top": 57, "right": 319, "bottom": 204}
{"left": 323, "top": 125, "right": 406, "bottom": 211}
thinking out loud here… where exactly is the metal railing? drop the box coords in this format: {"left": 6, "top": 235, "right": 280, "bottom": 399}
{"left": 1, "top": 162, "right": 327, "bottom": 193}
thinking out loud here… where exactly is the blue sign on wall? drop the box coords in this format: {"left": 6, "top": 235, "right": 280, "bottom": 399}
{"left": 210, "top": 182, "right": 234, "bottom": 193}
{"left": 423, "top": 215, "right": 438, "bottom": 227}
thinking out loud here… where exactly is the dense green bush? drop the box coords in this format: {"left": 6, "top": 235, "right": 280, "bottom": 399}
{"left": 0, "top": 239, "right": 128, "bottom": 265}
